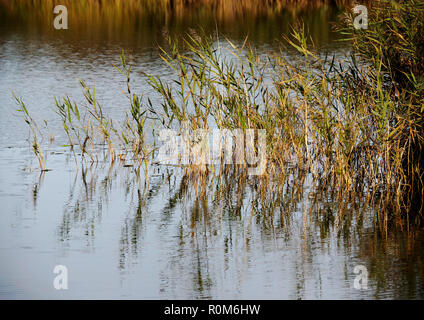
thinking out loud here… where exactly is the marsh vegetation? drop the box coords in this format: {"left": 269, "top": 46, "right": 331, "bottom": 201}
{"left": 1, "top": 0, "right": 423, "bottom": 298}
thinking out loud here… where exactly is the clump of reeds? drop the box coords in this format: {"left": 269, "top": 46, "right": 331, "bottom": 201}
{"left": 38, "top": 51, "right": 153, "bottom": 176}
{"left": 14, "top": 1, "right": 423, "bottom": 226}
{"left": 14, "top": 94, "right": 47, "bottom": 171}
{"left": 140, "top": 24, "right": 422, "bottom": 223}
{"left": 114, "top": 51, "right": 154, "bottom": 176}
{"left": 342, "top": 0, "right": 424, "bottom": 217}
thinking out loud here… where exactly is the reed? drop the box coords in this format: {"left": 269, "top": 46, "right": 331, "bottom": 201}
{"left": 342, "top": 0, "right": 424, "bottom": 216}
{"left": 115, "top": 51, "right": 154, "bottom": 177}
{"left": 13, "top": 0, "right": 423, "bottom": 225}
{"left": 14, "top": 94, "right": 46, "bottom": 171}
{"left": 141, "top": 20, "right": 422, "bottom": 222}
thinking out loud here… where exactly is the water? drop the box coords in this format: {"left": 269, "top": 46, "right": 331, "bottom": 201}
{"left": 0, "top": 2, "right": 423, "bottom": 299}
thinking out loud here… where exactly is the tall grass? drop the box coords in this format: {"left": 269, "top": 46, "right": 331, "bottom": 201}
{"left": 343, "top": 0, "right": 424, "bottom": 217}
{"left": 14, "top": 94, "right": 47, "bottom": 171}
{"left": 142, "top": 29, "right": 417, "bottom": 222}
{"left": 13, "top": 0, "right": 423, "bottom": 226}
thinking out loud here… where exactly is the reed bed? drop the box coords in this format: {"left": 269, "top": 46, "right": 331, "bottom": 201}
{"left": 14, "top": 0, "right": 423, "bottom": 228}
{"left": 144, "top": 29, "right": 417, "bottom": 222}
{"left": 345, "top": 0, "right": 424, "bottom": 219}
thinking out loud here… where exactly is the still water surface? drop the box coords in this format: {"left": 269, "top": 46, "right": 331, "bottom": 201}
{"left": 0, "top": 3, "right": 423, "bottom": 299}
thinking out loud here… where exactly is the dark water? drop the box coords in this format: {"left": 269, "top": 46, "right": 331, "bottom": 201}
{"left": 0, "top": 2, "right": 423, "bottom": 299}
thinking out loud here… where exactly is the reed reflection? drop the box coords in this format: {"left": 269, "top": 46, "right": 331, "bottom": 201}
{"left": 51, "top": 160, "right": 423, "bottom": 298}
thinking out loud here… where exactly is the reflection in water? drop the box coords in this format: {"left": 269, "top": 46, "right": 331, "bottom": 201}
{"left": 0, "top": 0, "right": 347, "bottom": 47}
{"left": 40, "top": 157, "right": 424, "bottom": 299}
{"left": 32, "top": 172, "right": 45, "bottom": 211}
{"left": 359, "top": 229, "right": 424, "bottom": 299}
